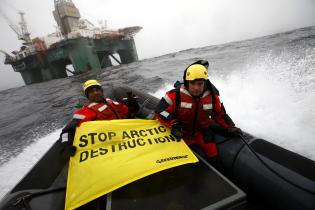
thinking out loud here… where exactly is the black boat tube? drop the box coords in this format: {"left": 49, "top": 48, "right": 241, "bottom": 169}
{"left": 216, "top": 133, "right": 315, "bottom": 210}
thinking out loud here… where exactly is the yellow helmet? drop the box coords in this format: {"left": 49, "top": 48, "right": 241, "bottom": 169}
{"left": 83, "top": 79, "right": 101, "bottom": 92}
{"left": 185, "top": 64, "right": 208, "bottom": 81}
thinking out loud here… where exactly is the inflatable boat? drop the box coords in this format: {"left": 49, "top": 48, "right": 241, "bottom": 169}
{"left": 0, "top": 86, "right": 314, "bottom": 210}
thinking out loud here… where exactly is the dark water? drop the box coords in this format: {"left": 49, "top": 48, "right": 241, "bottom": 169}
{"left": 0, "top": 25, "right": 315, "bottom": 167}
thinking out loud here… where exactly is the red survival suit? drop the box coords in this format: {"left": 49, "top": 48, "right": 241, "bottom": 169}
{"left": 155, "top": 85, "right": 233, "bottom": 157}
{"left": 73, "top": 98, "right": 129, "bottom": 126}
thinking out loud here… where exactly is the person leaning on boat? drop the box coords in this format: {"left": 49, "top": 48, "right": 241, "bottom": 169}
{"left": 61, "top": 79, "right": 139, "bottom": 156}
{"left": 155, "top": 62, "right": 241, "bottom": 162}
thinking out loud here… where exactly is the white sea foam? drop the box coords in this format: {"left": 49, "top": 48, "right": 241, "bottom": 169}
{"left": 218, "top": 51, "right": 315, "bottom": 161}
{"left": 152, "top": 51, "right": 315, "bottom": 161}
{"left": 0, "top": 130, "right": 61, "bottom": 199}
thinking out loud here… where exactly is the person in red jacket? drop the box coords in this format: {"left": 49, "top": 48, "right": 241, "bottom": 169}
{"left": 61, "top": 79, "right": 139, "bottom": 156}
{"left": 155, "top": 63, "right": 241, "bottom": 159}
{"left": 72, "top": 79, "right": 130, "bottom": 126}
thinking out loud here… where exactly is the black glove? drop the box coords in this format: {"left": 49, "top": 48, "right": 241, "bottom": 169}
{"left": 171, "top": 123, "right": 183, "bottom": 141}
{"left": 202, "top": 128, "right": 214, "bottom": 144}
{"left": 62, "top": 119, "right": 80, "bottom": 133}
{"left": 61, "top": 119, "right": 81, "bottom": 144}
{"left": 124, "top": 92, "right": 140, "bottom": 118}
{"left": 227, "top": 126, "right": 242, "bottom": 137}
{"left": 61, "top": 142, "right": 77, "bottom": 157}
{"left": 59, "top": 120, "right": 81, "bottom": 157}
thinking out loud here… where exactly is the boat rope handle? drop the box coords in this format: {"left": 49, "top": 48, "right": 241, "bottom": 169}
{"left": 238, "top": 134, "right": 315, "bottom": 195}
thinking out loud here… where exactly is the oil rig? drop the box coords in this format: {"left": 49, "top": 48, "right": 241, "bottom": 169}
{"left": 0, "top": 0, "right": 142, "bottom": 85}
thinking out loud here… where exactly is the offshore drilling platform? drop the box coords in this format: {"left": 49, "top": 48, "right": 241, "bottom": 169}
{"left": 0, "top": 0, "right": 142, "bottom": 85}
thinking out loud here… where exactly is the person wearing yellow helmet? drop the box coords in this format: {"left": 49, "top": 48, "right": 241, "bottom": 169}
{"left": 82, "top": 79, "right": 103, "bottom": 102}
{"left": 73, "top": 79, "right": 130, "bottom": 124}
{"left": 184, "top": 64, "right": 209, "bottom": 96}
{"left": 60, "top": 79, "right": 139, "bottom": 156}
{"left": 155, "top": 62, "right": 241, "bottom": 163}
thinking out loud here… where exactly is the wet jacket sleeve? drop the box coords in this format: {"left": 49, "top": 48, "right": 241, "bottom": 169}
{"left": 72, "top": 106, "right": 97, "bottom": 126}
{"left": 211, "top": 95, "right": 234, "bottom": 129}
{"left": 154, "top": 90, "right": 177, "bottom": 127}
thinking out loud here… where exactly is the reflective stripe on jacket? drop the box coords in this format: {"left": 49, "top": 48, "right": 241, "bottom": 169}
{"left": 155, "top": 86, "right": 231, "bottom": 137}
{"left": 73, "top": 98, "right": 129, "bottom": 126}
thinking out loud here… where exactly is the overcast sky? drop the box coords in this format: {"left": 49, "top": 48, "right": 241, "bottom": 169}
{"left": 0, "top": 0, "right": 315, "bottom": 90}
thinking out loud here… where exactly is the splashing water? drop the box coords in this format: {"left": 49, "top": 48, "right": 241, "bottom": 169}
{"left": 153, "top": 49, "right": 315, "bottom": 161}
{"left": 219, "top": 50, "right": 315, "bottom": 160}
{"left": 0, "top": 130, "right": 60, "bottom": 199}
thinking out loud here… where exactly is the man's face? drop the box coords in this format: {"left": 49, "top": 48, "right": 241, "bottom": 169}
{"left": 86, "top": 86, "right": 103, "bottom": 102}
{"left": 188, "top": 80, "right": 205, "bottom": 97}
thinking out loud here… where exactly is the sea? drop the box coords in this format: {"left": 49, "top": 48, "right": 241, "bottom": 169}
{"left": 0, "top": 25, "right": 314, "bottom": 198}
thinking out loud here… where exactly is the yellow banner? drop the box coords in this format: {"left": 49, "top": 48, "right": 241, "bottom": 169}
{"left": 65, "top": 119, "right": 198, "bottom": 210}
